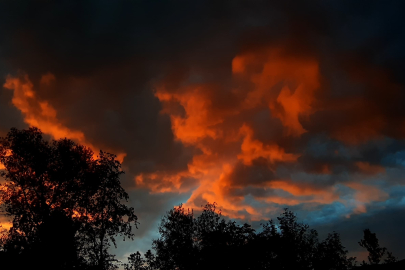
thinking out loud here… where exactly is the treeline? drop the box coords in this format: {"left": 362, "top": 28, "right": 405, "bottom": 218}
{"left": 126, "top": 203, "right": 397, "bottom": 270}
{"left": 0, "top": 127, "right": 400, "bottom": 270}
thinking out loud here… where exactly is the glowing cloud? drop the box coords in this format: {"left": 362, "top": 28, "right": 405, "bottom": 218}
{"left": 345, "top": 182, "right": 389, "bottom": 215}
{"left": 3, "top": 74, "right": 126, "bottom": 163}
{"left": 238, "top": 124, "right": 299, "bottom": 165}
{"left": 356, "top": 162, "right": 385, "bottom": 175}
{"left": 142, "top": 47, "right": 335, "bottom": 219}
{"left": 233, "top": 48, "right": 320, "bottom": 136}
{"left": 155, "top": 87, "right": 224, "bottom": 144}
{"left": 145, "top": 46, "right": 398, "bottom": 219}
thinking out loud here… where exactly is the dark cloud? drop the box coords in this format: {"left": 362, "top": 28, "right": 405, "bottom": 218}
{"left": 227, "top": 159, "right": 277, "bottom": 187}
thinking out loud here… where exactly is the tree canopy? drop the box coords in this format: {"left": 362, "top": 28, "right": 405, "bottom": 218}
{"left": 0, "top": 127, "right": 138, "bottom": 270}
{"left": 124, "top": 203, "right": 402, "bottom": 270}
{"left": 126, "top": 203, "right": 358, "bottom": 270}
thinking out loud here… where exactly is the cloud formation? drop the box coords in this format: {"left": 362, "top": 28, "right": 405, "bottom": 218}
{"left": 3, "top": 74, "right": 127, "bottom": 162}
{"left": 1, "top": 0, "right": 405, "bottom": 260}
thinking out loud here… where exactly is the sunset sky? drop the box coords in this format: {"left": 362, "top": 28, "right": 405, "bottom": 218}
{"left": 1, "top": 0, "right": 405, "bottom": 262}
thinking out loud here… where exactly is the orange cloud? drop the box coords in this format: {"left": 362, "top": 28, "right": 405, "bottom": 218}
{"left": 135, "top": 171, "right": 194, "bottom": 193}
{"left": 266, "top": 180, "right": 338, "bottom": 204}
{"left": 356, "top": 162, "right": 385, "bottom": 175}
{"left": 186, "top": 173, "right": 268, "bottom": 221}
{"left": 238, "top": 124, "right": 299, "bottom": 165}
{"left": 320, "top": 164, "right": 331, "bottom": 174}
{"left": 0, "top": 150, "right": 11, "bottom": 170}
{"left": 3, "top": 74, "right": 126, "bottom": 163}
{"left": 156, "top": 88, "right": 213, "bottom": 144}
{"left": 155, "top": 84, "right": 240, "bottom": 145}
{"left": 345, "top": 182, "right": 389, "bottom": 215}
{"left": 346, "top": 182, "right": 388, "bottom": 203}
{"left": 138, "top": 47, "right": 368, "bottom": 220}
{"left": 0, "top": 220, "right": 12, "bottom": 231}
{"left": 233, "top": 48, "right": 320, "bottom": 136}
{"left": 132, "top": 46, "right": 395, "bottom": 220}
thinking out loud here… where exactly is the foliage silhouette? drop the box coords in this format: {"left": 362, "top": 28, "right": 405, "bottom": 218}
{"left": 193, "top": 203, "right": 255, "bottom": 270}
{"left": 314, "top": 232, "right": 356, "bottom": 270}
{"left": 152, "top": 204, "right": 196, "bottom": 270}
{"left": 125, "top": 251, "right": 146, "bottom": 270}
{"left": 384, "top": 251, "right": 397, "bottom": 264}
{"left": 359, "top": 229, "right": 396, "bottom": 266}
{"left": 127, "top": 204, "right": 359, "bottom": 270}
{"left": 0, "top": 127, "right": 138, "bottom": 270}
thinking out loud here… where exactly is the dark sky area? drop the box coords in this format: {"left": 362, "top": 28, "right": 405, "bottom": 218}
{"left": 1, "top": 0, "right": 405, "bottom": 262}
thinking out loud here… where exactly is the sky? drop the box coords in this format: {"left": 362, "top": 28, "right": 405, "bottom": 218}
{"left": 1, "top": 0, "right": 405, "bottom": 263}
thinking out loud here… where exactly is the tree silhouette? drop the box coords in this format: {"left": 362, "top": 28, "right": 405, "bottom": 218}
{"left": 125, "top": 251, "right": 146, "bottom": 270}
{"left": 128, "top": 203, "right": 256, "bottom": 270}
{"left": 152, "top": 204, "right": 197, "bottom": 270}
{"left": 384, "top": 251, "right": 397, "bottom": 264}
{"left": 359, "top": 228, "right": 396, "bottom": 266}
{"left": 194, "top": 203, "right": 255, "bottom": 270}
{"left": 248, "top": 209, "right": 320, "bottom": 270}
{"left": 143, "top": 250, "right": 159, "bottom": 270}
{"left": 275, "top": 209, "right": 318, "bottom": 270}
{"left": 0, "top": 127, "right": 138, "bottom": 269}
{"left": 359, "top": 229, "right": 386, "bottom": 265}
{"left": 129, "top": 205, "right": 361, "bottom": 270}
{"left": 314, "top": 232, "right": 356, "bottom": 270}
{"left": 29, "top": 210, "right": 82, "bottom": 269}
